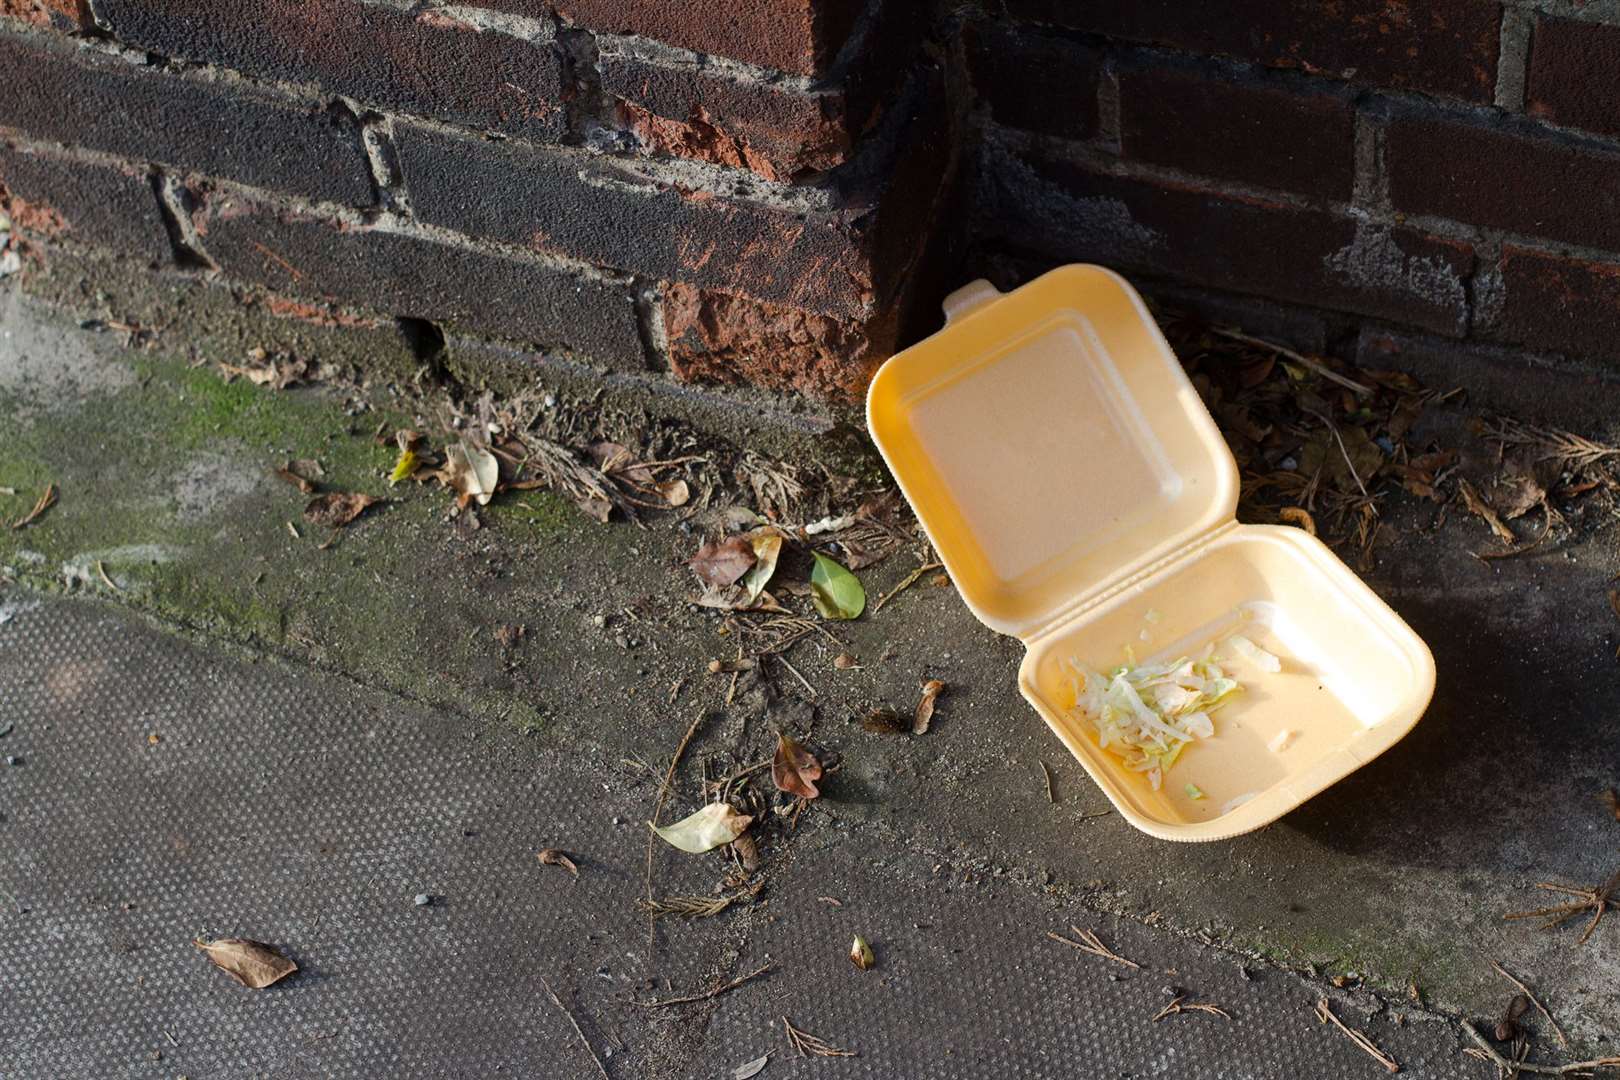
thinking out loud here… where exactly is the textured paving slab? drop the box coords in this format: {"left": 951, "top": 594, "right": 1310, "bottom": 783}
{"left": 0, "top": 594, "right": 1519, "bottom": 1078}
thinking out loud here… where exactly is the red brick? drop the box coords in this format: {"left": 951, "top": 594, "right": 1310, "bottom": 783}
{"left": 0, "top": 0, "right": 90, "bottom": 30}
{"left": 0, "top": 28, "right": 374, "bottom": 205}
{"left": 966, "top": 21, "right": 1102, "bottom": 142}
{"left": 1385, "top": 110, "right": 1620, "bottom": 252}
{"left": 598, "top": 1, "right": 915, "bottom": 181}
{"left": 1005, "top": 0, "right": 1500, "bottom": 102}
{"left": 92, "top": 0, "right": 566, "bottom": 142}
{"left": 0, "top": 142, "right": 171, "bottom": 264}
{"left": 1118, "top": 64, "right": 1355, "bottom": 201}
{"left": 1526, "top": 16, "right": 1620, "bottom": 140}
{"left": 661, "top": 282, "right": 896, "bottom": 401}
{"left": 199, "top": 196, "right": 648, "bottom": 369}
{"left": 395, "top": 63, "right": 951, "bottom": 318}
{"left": 601, "top": 56, "right": 851, "bottom": 182}
{"left": 1487, "top": 246, "right": 1620, "bottom": 365}
{"left": 979, "top": 142, "right": 1473, "bottom": 334}
{"left": 475, "top": 0, "right": 868, "bottom": 78}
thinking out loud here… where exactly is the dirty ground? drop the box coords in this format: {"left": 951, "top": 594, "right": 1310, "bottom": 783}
{"left": 2, "top": 283, "right": 1618, "bottom": 1077}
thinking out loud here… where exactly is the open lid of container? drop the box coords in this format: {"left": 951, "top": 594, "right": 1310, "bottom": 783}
{"left": 866, "top": 265, "right": 1240, "bottom": 640}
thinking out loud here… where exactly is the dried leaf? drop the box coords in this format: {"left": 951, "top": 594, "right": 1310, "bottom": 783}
{"left": 649, "top": 802, "right": 753, "bottom": 854}
{"left": 273, "top": 459, "right": 320, "bottom": 495}
{"left": 1604, "top": 788, "right": 1619, "bottom": 822}
{"left": 861, "top": 709, "right": 909, "bottom": 735}
{"left": 742, "top": 528, "right": 784, "bottom": 603}
{"left": 809, "top": 552, "right": 864, "bottom": 620}
{"left": 194, "top": 937, "right": 297, "bottom": 989}
{"left": 537, "top": 848, "right": 579, "bottom": 878}
{"left": 913, "top": 679, "right": 945, "bottom": 735}
{"left": 443, "top": 442, "right": 499, "bottom": 507}
{"left": 588, "top": 441, "right": 653, "bottom": 485}
{"left": 850, "top": 935, "right": 874, "bottom": 971}
{"left": 656, "top": 479, "right": 691, "bottom": 507}
{"left": 833, "top": 653, "right": 859, "bottom": 670}
{"left": 303, "top": 491, "right": 379, "bottom": 529}
{"left": 772, "top": 734, "right": 822, "bottom": 799}
{"left": 1458, "top": 480, "right": 1516, "bottom": 545}
{"left": 733, "top": 1054, "right": 770, "bottom": 1080}
{"left": 1494, "top": 451, "right": 1556, "bottom": 520}
{"left": 690, "top": 536, "right": 756, "bottom": 589}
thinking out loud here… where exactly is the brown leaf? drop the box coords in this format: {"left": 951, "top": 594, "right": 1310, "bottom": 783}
{"left": 303, "top": 491, "right": 380, "bottom": 529}
{"left": 689, "top": 535, "right": 756, "bottom": 589}
{"left": 772, "top": 733, "right": 822, "bottom": 799}
{"left": 1493, "top": 451, "right": 1557, "bottom": 521}
{"left": 861, "top": 709, "right": 909, "bottom": 735}
{"left": 1458, "top": 480, "right": 1516, "bottom": 545}
{"left": 588, "top": 441, "right": 653, "bottom": 485}
{"left": 913, "top": 679, "right": 945, "bottom": 735}
{"left": 194, "top": 937, "right": 297, "bottom": 989}
{"left": 273, "top": 461, "right": 320, "bottom": 495}
{"left": 730, "top": 831, "right": 761, "bottom": 871}
{"left": 656, "top": 479, "right": 691, "bottom": 507}
{"left": 537, "top": 848, "right": 578, "bottom": 878}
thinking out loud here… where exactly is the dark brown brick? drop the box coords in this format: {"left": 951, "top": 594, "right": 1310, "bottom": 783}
{"left": 0, "top": 142, "right": 170, "bottom": 263}
{"left": 1526, "top": 15, "right": 1620, "bottom": 140}
{"left": 199, "top": 196, "right": 647, "bottom": 369}
{"left": 0, "top": 29, "right": 373, "bottom": 205}
{"left": 1005, "top": 0, "right": 1500, "bottom": 102}
{"left": 1385, "top": 111, "right": 1620, "bottom": 251}
{"left": 966, "top": 21, "right": 1102, "bottom": 142}
{"left": 475, "top": 0, "right": 868, "bottom": 78}
{"left": 395, "top": 62, "right": 951, "bottom": 318}
{"left": 977, "top": 141, "right": 1473, "bottom": 335}
{"left": 1118, "top": 63, "right": 1355, "bottom": 201}
{"left": 1487, "top": 246, "right": 1620, "bottom": 365}
{"left": 661, "top": 282, "right": 896, "bottom": 402}
{"left": 0, "top": 0, "right": 90, "bottom": 30}
{"left": 92, "top": 0, "right": 566, "bottom": 142}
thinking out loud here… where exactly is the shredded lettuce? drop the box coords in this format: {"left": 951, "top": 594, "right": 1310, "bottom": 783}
{"left": 1066, "top": 634, "right": 1268, "bottom": 787}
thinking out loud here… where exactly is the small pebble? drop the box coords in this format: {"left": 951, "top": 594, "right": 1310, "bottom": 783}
{"left": 592, "top": 614, "right": 607, "bottom": 628}
{"left": 5, "top": 755, "right": 19, "bottom": 767}
{"left": 413, "top": 893, "right": 432, "bottom": 907}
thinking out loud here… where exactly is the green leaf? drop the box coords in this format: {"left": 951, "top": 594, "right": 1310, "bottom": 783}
{"left": 648, "top": 802, "right": 753, "bottom": 853}
{"left": 388, "top": 447, "right": 419, "bottom": 486}
{"left": 810, "top": 552, "right": 864, "bottom": 620}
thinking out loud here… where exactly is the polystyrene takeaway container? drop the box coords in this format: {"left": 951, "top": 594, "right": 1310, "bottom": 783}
{"left": 865, "top": 265, "right": 1435, "bottom": 841}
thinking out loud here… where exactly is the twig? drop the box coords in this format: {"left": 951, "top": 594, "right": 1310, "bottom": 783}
{"left": 1151, "top": 995, "right": 1232, "bottom": 1022}
{"left": 775, "top": 654, "right": 815, "bottom": 698}
{"left": 634, "top": 962, "right": 774, "bottom": 1008}
{"left": 873, "top": 560, "right": 944, "bottom": 614}
{"left": 1209, "top": 326, "right": 1374, "bottom": 396}
{"left": 781, "top": 1016, "right": 855, "bottom": 1058}
{"left": 1305, "top": 409, "right": 1370, "bottom": 498}
{"left": 1462, "top": 1022, "right": 1620, "bottom": 1075}
{"left": 1039, "top": 760, "right": 1056, "bottom": 804}
{"left": 1314, "top": 998, "right": 1399, "bottom": 1074}
{"left": 644, "top": 712, "right": 708, "bottom": 950}
{"left": 10, "top": 484, "right": 56, "bottom": 530}
{"left": 1493, "top": 960, "right": 1569, "bottom": 1050}
{"left": 1047, "top": 926, "right": 1140, "bottom": 969}
{"left": 542, "top": 978, "right": 612, "bottom": 1080}
{"left": 95, "top": 560, "right": 120, "bottom": 592}
{"left": 1506, "top": 867, "right": 1619, "bottom": 944}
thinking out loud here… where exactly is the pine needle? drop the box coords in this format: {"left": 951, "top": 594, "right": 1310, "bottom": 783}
{"left": 1046, "top": 925, "right": 1140, "bottom": 969}
{"left": 782, "top": 1016, "right": 855, "bottom": 1058}
{"left": 1315, "top": 999, "right": 1399, "bottom": 1074}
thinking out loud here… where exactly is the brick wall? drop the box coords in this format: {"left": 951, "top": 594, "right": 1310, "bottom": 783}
{"left": 966, "top": 1, "right": 1620, "bottom": 379}
{"left": 4, "top": 1, "right": 1619, "bottom": 420}
{"left": 0, "top": 0, "right": 950, "bottom": 408}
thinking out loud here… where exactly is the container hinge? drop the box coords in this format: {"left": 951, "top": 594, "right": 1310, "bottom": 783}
{"left": 1022, "top": 519, "right": 1243, "bottom": 645}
